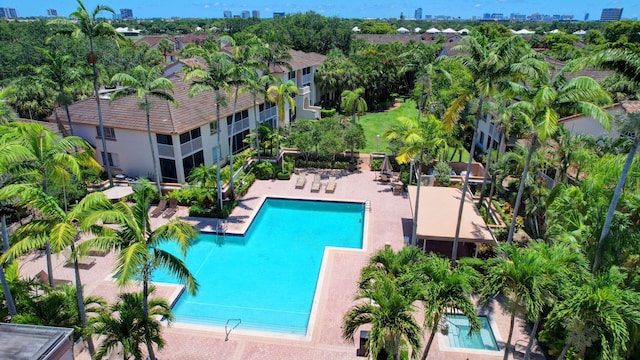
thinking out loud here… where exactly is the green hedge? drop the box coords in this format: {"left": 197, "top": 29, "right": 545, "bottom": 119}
{"left": 189, "top": 201, "right": 237, "bottom": 218}
{"left": 277, "top": 171, "right": 291, "bottom": 180}
{"left": 296, "top": 160, "right": 350, "bottom": 169}
{"left": 321, "top": 108, "right": 336, "bottom": 118}
{"left": 254, "top": 162, "right": 276, "bottom": 179}
{"left": 235, "top": 173, "right": 256, "bottom": 197}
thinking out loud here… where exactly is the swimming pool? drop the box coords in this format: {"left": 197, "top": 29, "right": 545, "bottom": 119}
{"left": 445, "top": 314, "right": 499, "bottom": 351}
{"left": 154, "top": 198, "right": 364, "bottom": 335}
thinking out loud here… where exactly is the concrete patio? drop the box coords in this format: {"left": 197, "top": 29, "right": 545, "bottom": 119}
{"left": 14, "top": 166, "right": 543, "bottom": 360}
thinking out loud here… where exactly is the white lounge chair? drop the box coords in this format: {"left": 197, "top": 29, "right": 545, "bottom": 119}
{"left": 310, "top": 174, "right": 321, "bottom": 192}
{"left": 325, "top": 176, "right": 336, "bottom": 193}
{"left": 295, "top": 174, "right": 307, "bottom": 189}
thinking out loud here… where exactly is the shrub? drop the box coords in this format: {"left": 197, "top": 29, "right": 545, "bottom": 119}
{"left": 277, "top": 171, "right": 291, "bottom": 180}
{"left": 235, "top": 173, "right": 256, "bottom": 198}
{"left": 321, "top": 108, "right": 336, "bottom": 118}
{"left": 254, "top": 162, "right": 276, "bottom": 179}
{"left": 166, "top": 187, "right": 205, "bottom": 206}
{"left": 189, "top": 201, "right": 237, "bottom": 218}
{"left": 433, "top": 162, "right": 452, "bottom": 187}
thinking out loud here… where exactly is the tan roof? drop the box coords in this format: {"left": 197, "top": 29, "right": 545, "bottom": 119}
{"left": 546, "top": 57, "right": 612, "bottom": 82}
{"left": 271, "top": 50, "right": 326, "bottom": 74}
{"left": 407, "top": 186, "right": 495, "bottom": 244}
{"left": 134, "top": 36, "right": 175, "bottom": 47}
{"left": 16, "top": 118, "right": 61, "bottom": 134}
{"left": 621, "top": 100, "right": 640, "bottom": 114}
{"left": 55, "top": 76, "right": 261, "bottom": 135}
{"left": 355, "top": 33, "right": 459, "bottom": 45}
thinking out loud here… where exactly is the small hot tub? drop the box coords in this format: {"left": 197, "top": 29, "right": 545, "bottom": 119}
{"left": 445, "top": 314, "right": 499, "bottom": 351}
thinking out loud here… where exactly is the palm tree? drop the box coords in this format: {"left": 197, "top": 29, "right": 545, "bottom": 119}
{"left": 37, "top": 48, "right": 80, "bottom": 135}
{"left": 417, "top": 254, "right": 480, "bottom": 359}
{"left": 384, "top": 114, "right": 446, "bottom": 246}
{"left": 0, "top": 186, "right": 113, "bottom": 356}
{"left": 244, "top": 73, "right": 275, "bottom": 162}
{"left": 92, "top": 289, "right": 174, "bottom": 360}
{"left": 82, "top": 182, "right": 198, "bottom": 360}
{"left": 0, "top": 87, "right": 17, "bottom": 122}
{"left": 341, "top": 87, "right": 368, "bottom": 124}
{"left": 110, "top": 65, "right": 178, "bottom": 194}
{"left": 444, "top": 34, "right": 545, "bottom": 260}
{"left": 482, "top": 244, "right": 547, "bottom": 360}
{"left": 548, "top": 267, "right": 640, "bottom": 360}
{"left": 570, "top": 48, "right": 640, "bottom": 272}
{"left": 157, "top": 39, "right": 174, "bottom": 63}
{"left": 267, "top": 78, "right": 299, "bottom": 172}
{"left": 343, "top": 274, "right": 423, "bottom": 360}
{"left": 183, "top": 48, "right": 232, "bottom": 209}
{"left": 0, "top": 122, "right": 100, "bottom": 286}
{"left": 358, "top": 246, "right": 424, "bottom": 291}
{"left": 48, "top": 0, "right": 123, "bottom": 186}
{"left": 505, "top": 75, "right": 611, "bottom": 244}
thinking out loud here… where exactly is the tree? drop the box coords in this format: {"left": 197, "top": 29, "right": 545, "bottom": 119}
{"left": 183, "top": 48, "right": 232, "bottom": 209}
{"left": 0, "top": 87, "right": 17, "bottom": 122}
{"left": 92, "top": 289, "right": 174, "bottom": 360}
{"left": 110, "top": 65, "right": 178, "bottom": 194}
{"left": 267, "top": 78, "right": 299, "bottom": 172}
{"left": 417, "top": 254, "right": 480, "bottom": 359}
{"left": 344, "top": 122, "right": 366, "bottom": 166}
{"left": 384, "top": 114, "right": 446, "bottom": 246}
{"left": 341, "top": 87, "right": 368, "bottom": 124}
{"left": 444, "top": 33, "right": 545, "bottom": 260}
{"left": 505, "top": 75, "right": 611, "bottom": 244}
{"left": 482, "top": 244, "right": 546, "bottom": 360}
{"left": 0, "top": 186, "right": 111, "bottom": 356}
{"left": 82, "top": 182, "right": 198, "bottom": 360}
{"left": 6, "top": 75, "right": 56, "bottom": 120}
{"left": 49, "top": 0, "right": 124, "bottom": 186}
{"left": 157, "top": 39, "right": 174, "bottom": 63}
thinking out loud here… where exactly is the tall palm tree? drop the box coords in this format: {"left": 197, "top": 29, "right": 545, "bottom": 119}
{"left": 82, "top": 182, "right": 198, "bottom": 360}
{"left": 37, "top": 48, "right": 80, "bottom": 135}
{"left": 0, "top": 122, "right": 100, "bottom": 286}
{"left": 570, "top": 48, "right": 640, "bottom": 272}
{"left": 183, "top": 48, "right": 232, "bottom": 209}
{"left": 92, "top": 289, "right": 174, "bottom": 360}
{"left": 384, "top": 114, "right": 446, "bottom": 246}
{"left": 267, "top": 78, "right": 299, "bottom": 172}
{"left": 244, "top": 72, "right": 275, "bottom": 162}
{"left": 0, "top": 186, "right": 112, "bottom": 356}
{"left": 417, "top": 254, "right": 480, "bottom": 359}
{"left": 110, "top": 65, "right": 178, "bottom": 194}
{"left": 341, "top": 87, "right": 368, "bottom": 124}
{"left": 505, "top": 75, "right": 611, "bottom": 244}
{"left": 48, "top": 0, "right": 123, "bottom": 186}
{"left": 343, "top": 274, "right": 423, "bottom": 360}
{"left": 358, "top": 246, "right": 424, "bottom": 291}
{"left": 482, "top": 244, "right": 547, "bottom": 360}
{"left": 444, "top": 34, "right": 544, "bottom": 260}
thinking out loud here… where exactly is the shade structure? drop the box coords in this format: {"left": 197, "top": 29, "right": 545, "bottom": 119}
{"left": 102, "top": 185, "right": 134, "bottom": 200}
{"left": 380, "top": 156, "right": 393, "bottom": 173}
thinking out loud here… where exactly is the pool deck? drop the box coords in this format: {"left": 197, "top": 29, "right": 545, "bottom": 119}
{"left": 15, "top": 167, "right": 543, "bottom": 360}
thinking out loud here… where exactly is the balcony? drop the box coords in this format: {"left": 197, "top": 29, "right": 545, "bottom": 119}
{"left": 298, "top": 86, "right": 310, "bottom": 95}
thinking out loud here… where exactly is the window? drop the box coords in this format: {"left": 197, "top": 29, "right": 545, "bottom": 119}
{"left": 100, "top": 152, "right": 119, "bottom": 167}
{"left": 227, "top": 110, "right": 250, "bottom": 154}
{"left": 156, "top": 134, "right": 173, "bottom": 145}
{"left": 182, "top": 150, "right": 204, "bottom": 179}
{"left": 479, "top": 132, "right": 485, "bottom": 146}
{"left": 96, "top": 126, "right": 116, "bottom": 140}
{"left": 160, "top": 158, "right": 178, "bottom": 183}
{"left": 288, "top": 70, "right": 296, "bottom": 80}
{"left": 302, "top": 67, "right": 311, "bottom": 76}
{"left": 209, "top": 121, "right": 218, "bottom": 135}
{"left": 302, "top": 67, "right": 312, "bottom": 87}
{"left": 180, "top": 128, "right": 201, "bottom": 144}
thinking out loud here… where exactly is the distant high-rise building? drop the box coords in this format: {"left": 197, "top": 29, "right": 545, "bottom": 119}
{"left": 273, "top": 12, "right": 285, "bottom": 18}
{"left": 252, "top": 10, "right": 260, "bottom": 18}
{"left": 510, "top": 13, "right": 526, "bottom": 21}
{"left": 0, "top": 7, "right": 17, "bottom": 18}
{"left": 47, "top": 8, "right": 58, "bottom": 17}
{"left": 584, "top": 13, "right": 590, "bottom": 21}
{"left": 600, "top": 8, "right": 623, "bottom": 21}
{"left": 424, "top": 14, "right": 432, "bottom": 20}
{"left": 483, "top": 13, "right": 491, "bottom": 19}
{"left": 223, "top": 10, "right": 232, "bottom": 18}
{"left": 560, "top": 14, "right": 574, "bottom": 21}
{"left": 241, "top": 10, "right": 250, "bottom": 19}
{"left": 414, "top": 8, "right": 422, "bottom": 20}
{"left": 120, "top": 8, "right": 133, "bottom": 19}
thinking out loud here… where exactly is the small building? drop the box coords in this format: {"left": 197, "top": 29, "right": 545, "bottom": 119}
{"left": 0, "top": 323, "right": 74, "bottom": 360}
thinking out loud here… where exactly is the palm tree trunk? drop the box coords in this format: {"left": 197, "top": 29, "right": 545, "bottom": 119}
{"left": 89, "top": 40, "right": 113, "bottom": 187}
{"left": 215, "top": 102, "right": 223, "bottom": 209}
{"left": 229, "top": 86, "right": 241, "bottom": 201}
{"left": 411, "top": 152, "right": 423, "bottom": 247}
{"left": 523, "top": 312, "right": 541, "bottom": 360}
{"left": 557, "top": 341, "right": 572, "bottom": 360}
{"left": 503, "top": 312, "right": 516, "bottom": 360}
{"left": 421, "top": 313, "right": 440, "bottom": 360}
{"left": 71, "top": 243, "right": 95, "bottom": 356}
{"left": 142, "top": 267, "right": 156, "bottom": 360}
{"left": 145, "top": 99, "right": 162, "bottom": 196}
{"left": 394, "top": 333, "right": 400, "bottom": 360}
{"left": 45, "top": 242, "right": 55, "bottom": 287}
{"left": 488, "top": 131, "right": 506, "bottom": 208}
{"left": 479, "top": 143, "right": 494, "bottom": 207}
{"left": 63, "top": 94, "right": 74, "bottom": 136}
{"left": 253, "top": 94, "right": 261, "bottom": 162}
{"left": 593, "top": 134, "right": 639, "bottom": 272}
{"left": 0, "top": 261, "right": 16, "bottom": 316}
{"left": 452, "top": 105, "right": 482, "bottom": 261}
{"left": 507, "top": 137, "right": 538, "bottom": 244}
{"left": 1, "top": 214, "right": 10, "bottom": 256}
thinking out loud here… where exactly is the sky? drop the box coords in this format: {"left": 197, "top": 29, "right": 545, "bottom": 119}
{"left": 3, "top": 0, "right": 637, "bottom": 21}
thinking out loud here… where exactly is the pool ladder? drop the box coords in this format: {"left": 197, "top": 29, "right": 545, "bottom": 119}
{"left": 365, "top": 200, "right": 371, "bottom": 211}
{"left": 225, "top": 318, "right": 241, "bottom": 341}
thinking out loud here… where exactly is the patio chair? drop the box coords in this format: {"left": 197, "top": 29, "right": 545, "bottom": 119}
{"left": 35, "top": 270, "right": 72, "bottom": 288}
{"left": 295, "top": 174, "right": 307, "bottom": 189}
{"left": 392, "top": 184, "right": 403, "bottom": 195}
{"left": 162, "top": 198, "right": 178, "bottom": 218}
{"left": 310, "top": 174, "right": 322, "bottom": 192}
{"left": 61, "top": 248, "right": 96, "bottom": 270}
{"left": 150, "top": 199, "right": 168, "bottom": 218}
{"left": 325, "top": 176, "right": 337, "bottom": 193}
{"left": 379, "top": 173, "right": 391, "bottom": 182}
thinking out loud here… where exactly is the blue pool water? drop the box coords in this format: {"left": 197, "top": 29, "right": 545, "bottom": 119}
{"left": 446, "top": 314, "right": 499, "bottom": 351}
{"left": 154, "top": 198, "right": 364, "bottom": 335}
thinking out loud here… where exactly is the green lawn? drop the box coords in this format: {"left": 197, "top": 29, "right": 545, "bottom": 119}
{"left": 356, "top": 99, "right": 471, "bottom": 162}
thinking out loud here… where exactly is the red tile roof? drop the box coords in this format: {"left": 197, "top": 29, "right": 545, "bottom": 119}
{"left": 621, "top": 100, "right": 640, "bottom": 114}
{"left": 270, "top": 50, "right": 325, "bottom": 74}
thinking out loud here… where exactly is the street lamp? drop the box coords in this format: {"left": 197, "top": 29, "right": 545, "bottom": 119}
{"left": 376, "top": 134, "right": 380, "bottom": 152}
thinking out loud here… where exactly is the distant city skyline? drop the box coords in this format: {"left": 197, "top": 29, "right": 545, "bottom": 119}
{"left": 1, "top": 0, "right": 637, "bottom": 20}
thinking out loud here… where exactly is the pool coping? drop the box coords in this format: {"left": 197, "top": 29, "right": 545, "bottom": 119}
{"left": 163, "top": 195, "right": 370, "bottom": 341}
{"left": 436, "top": 311, "right": 505, "bottom": 357}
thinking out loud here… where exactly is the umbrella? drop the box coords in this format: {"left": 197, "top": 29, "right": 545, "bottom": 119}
{"left": 381, "top": 156, "right": 393, "bottom": 173}
{"left": 102, "top": 185, "right": 134, "bottom": 200}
